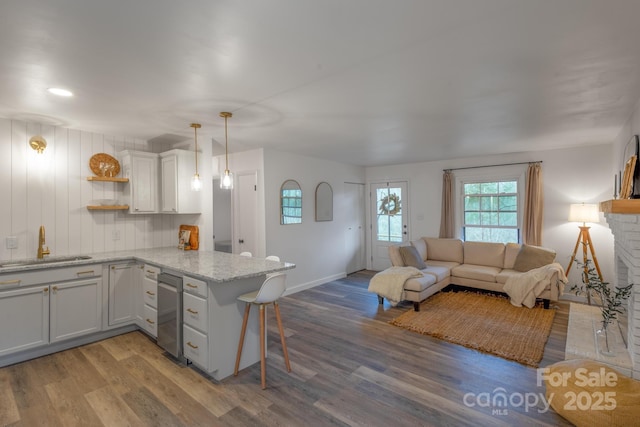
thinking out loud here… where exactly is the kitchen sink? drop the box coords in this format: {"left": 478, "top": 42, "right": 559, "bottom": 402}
{"left": 0, "top": 255, "right": 93, "bottom": 268}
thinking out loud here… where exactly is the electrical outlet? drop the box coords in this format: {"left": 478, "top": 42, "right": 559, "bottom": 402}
{"left": 6, "top": 236, "right": 18, "bottom": 249}
{"left": 112, "top": 230, "right": 121, "bottom": 241}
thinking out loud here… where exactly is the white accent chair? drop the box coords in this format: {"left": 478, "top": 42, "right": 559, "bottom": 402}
{"left": 234, "top": 272, "right": 291, "bottom": 389}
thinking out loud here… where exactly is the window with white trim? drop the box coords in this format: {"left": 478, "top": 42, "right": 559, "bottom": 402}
{"left": 281, "top": 188, "right": 302, "bottom": 224}
{"left": 462, "top": 180, "right": 519, "bottom": 243}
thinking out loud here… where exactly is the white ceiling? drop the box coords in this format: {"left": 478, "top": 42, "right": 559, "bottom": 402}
{"left": 2, "top": 0, "right": 640, "bottom": 166}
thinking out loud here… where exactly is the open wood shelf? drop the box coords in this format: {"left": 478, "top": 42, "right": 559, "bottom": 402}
{"left": 86, "top": 205, "right": 129, "bottom": 211}
{"left": 87, "top": 176, "right": 129, "bottom": 183}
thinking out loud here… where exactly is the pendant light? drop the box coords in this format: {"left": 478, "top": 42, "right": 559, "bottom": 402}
{"left": 190, "top": 123, "right": 202, "bottom": 191}
{"left": 220, "top": 112, "right": 233, "bottom": 190}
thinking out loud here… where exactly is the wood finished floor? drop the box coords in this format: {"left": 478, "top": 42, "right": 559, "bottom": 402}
{"left": 0, "top": 271, "right": 572, "bottom": 426}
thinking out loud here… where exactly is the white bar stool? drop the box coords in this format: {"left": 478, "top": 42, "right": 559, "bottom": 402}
{"left": 234, "top": 272, "right": 291, "bottom": 389}
{"left": 239, "top": 251, "right": 252, "bottom": 257}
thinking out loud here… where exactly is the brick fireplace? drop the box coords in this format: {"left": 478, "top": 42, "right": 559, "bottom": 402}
{"left": 602, "top": 200, "right": 640, "bottom": 380}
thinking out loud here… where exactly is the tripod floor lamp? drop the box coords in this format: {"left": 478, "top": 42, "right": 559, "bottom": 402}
{"left": 565, "top": 203, "right": 603, "bottom": 303}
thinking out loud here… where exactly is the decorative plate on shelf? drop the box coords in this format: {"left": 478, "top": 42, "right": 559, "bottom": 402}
{"left": 89, "top": 153, "right": 121, "bottom": 177}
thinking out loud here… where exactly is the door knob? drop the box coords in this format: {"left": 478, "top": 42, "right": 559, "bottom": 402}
{"left": 239, "top": 239, "right": 244, "bottom": 244}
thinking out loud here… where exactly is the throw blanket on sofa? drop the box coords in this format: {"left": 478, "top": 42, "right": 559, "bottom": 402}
{"left": 368, "top": 266, "right": 424, "bottom": 306}
{"left": 503, "top": 262, "right": 567, "bottom": 308}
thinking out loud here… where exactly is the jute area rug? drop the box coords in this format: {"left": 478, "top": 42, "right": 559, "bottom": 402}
{"left": 389, "top": 291, "right": 555, "bottom": 367}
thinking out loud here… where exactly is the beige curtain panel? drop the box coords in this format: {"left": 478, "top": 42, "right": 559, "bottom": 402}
{"left": 522, "top": 162, "right": 543, "bottom": 246}
{"left": 439, "top": 170, "right": 455, "bottom": 238}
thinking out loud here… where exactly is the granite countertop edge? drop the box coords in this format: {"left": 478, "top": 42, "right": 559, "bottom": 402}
{"left": 0, "top": 247, "right": 296, "bottom": 283}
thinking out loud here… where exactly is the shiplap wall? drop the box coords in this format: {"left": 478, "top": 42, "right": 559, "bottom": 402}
{"left": 0, "top": 118, "right": 188, "bottom": 261}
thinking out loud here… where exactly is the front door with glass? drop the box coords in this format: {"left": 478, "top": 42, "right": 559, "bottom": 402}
{"left": 371, "top": 181, "right": 408, "bottom": 270}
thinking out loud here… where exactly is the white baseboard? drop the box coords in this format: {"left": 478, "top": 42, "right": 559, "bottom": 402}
{"left": 284, "top": 272, "right": 346, "bottom": 296}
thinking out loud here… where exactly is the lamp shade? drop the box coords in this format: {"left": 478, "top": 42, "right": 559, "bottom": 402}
{"left": 568, "top": 203, "right": 600, "bottom": 224}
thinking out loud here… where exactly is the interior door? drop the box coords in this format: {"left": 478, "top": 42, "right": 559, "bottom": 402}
{"left": 234, "top": 172, "right": 258, "bottom": 256}
{"left": 371, "top": 181, "right": 408, "bottom": 271}
{"left": 345, "top": 182, "right": 366, "bottom": 274}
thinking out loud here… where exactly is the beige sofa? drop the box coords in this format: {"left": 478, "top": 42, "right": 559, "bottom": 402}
{"left": 381, "top": 237, "right": 562, "bottom": 311}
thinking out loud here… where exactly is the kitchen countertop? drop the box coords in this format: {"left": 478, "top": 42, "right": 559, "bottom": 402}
{"left": 0, "top": 248, "right": 295, "bottom": 283}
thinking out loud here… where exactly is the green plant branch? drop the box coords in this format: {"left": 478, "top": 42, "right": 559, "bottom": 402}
{"left": 569, "top": 259, "right": 633, "bottom": 329}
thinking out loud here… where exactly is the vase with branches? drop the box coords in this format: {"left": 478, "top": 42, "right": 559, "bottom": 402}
{"left": 570, "top": 259, "right": 633, "bottom": 356}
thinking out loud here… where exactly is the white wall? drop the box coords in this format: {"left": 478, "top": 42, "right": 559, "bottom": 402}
{"left": 613, "top": 97, "right": 640, "bottom": 186}
{"left": 212, "top": 180, "right": 232, "bottom": 242}
{"left": 263, "top": 149, "right": 366, "bottom": 293}
{"left": 365, "top": 143, "right": 615, "bottom": 291}
{"left": 213, "top": 148, "right": 267, "bottom": 256}
{"left": 0, "top": 118, "right": 197, "bottom": 260}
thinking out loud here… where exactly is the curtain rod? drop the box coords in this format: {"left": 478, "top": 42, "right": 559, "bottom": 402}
{"left": 443, "top": 161, "right": 542, "bottom": 172}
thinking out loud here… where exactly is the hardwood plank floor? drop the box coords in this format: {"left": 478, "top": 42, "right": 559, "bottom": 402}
{"left": 1, "top": 271, "right": 572, "bottom": 426}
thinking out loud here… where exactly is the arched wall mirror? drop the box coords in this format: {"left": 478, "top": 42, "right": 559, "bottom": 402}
{"left": 280, "top": 179, "right": 302, "bottom": 224}
{"left": 315, "top": 182, "right": 333, "bottom": 221}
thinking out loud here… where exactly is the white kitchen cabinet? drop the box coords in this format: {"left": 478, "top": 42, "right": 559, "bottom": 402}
{"left": 119, "top": 150, "right": 159, "bottom": 214}
{"left": 183, "top": 275, "right": 207, "bottom": 298}
{"left": 139, "top": 264, "right": 160, "bottom": 338}
{"left": 142, "top": 304, "right": 158, "bottom": 337}
{"left": 50, "top": 277, "right": 102, "bottom": 343}
{"left": 160, "top": 149, "right": 200, "bottom": 214}
{"left": 183, "top": 324, "right": 208, "bottom": 368}
{"left": 134, "top": 263, "right": 145, "bottom": 325}
{"left": 0, "top": 268, "right": 102, "bottom": 355}
{"left": 183, "top": 292, "right": 207, "bottom": 334}
{"left": 182, "top": 274, "right": 209, "bottom": 370}
{"left": 0, "top": 286, "right": 49, "bottom": 356}
{"left": 108, "top": 262, "right": 137, "bottom": 326}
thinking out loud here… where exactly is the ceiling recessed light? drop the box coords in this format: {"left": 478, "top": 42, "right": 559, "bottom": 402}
{"left": 47, "top": 87, "right": 73, "bottom": 97}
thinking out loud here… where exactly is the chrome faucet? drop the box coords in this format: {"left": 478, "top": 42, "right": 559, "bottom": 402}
{"left": 37, "top": 225, "right": 50, "bottom": 259}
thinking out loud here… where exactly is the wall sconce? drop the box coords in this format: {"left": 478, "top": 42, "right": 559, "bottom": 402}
{"left": 29, "top": 136, "right": 47, "bottom": 154}
{"left": 190, "top": 123, "right": 202, "bottom": 191}
{"left": 220, "top": 112, "right": 233, "bottom": 190}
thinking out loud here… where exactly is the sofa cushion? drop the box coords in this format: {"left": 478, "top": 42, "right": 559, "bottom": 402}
{"left": 495, "top": 268, "right": 522, "bottom": 284}
{"left": 399, "top": 246, "right": 426, "bottom": 269}
{"left": 426, "top": 260, "right": 461, "bottom": 270}
{"left": 422, "top": 265, "right": 450, "bottom": 282}
{"left": 403, "top": 273, "right": 437, "bottom": 292}
{"left": 504, "top": 243, "right": 521, "bottom": 269}
{"left": 463, "top": 241, "right": 505, "bottom": 269}
{"left": 513, "top": 244, "right": 556, "bottom": 272}
{"left": 451, "top": 264, "right": 501, "bottom": 282}
{"left": 388, "top": 245, "right": 405, "bottom": 267}
{"left": 410, "top": 238, "right": 428, "bottom": 261}
{"left": 425, "top": 238, "right": 463, "bottom": 263}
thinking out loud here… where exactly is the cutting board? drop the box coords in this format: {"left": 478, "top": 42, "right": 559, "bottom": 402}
{"left": 179, "top": 224, "right": 199, "bottom": 250}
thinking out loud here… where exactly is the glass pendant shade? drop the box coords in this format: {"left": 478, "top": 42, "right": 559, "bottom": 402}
{"left": 220, "top": 111, "right": 233, "bottom": 190}
{"left": 220, "top": 169, "right": 233, "bottom": 189}
{"left": 191, "top": 173, "right": 202, "bottom": 191}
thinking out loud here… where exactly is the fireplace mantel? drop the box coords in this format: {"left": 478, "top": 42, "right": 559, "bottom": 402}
{"left": 600, "top": 199, "right": 640, "bottom": 214}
